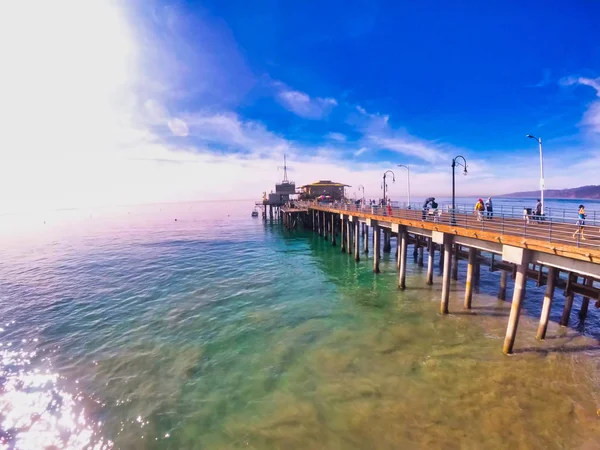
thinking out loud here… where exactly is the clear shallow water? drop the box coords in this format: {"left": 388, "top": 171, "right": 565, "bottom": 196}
{"left": 2, "top": 200, "right": 600, "bottom": 449}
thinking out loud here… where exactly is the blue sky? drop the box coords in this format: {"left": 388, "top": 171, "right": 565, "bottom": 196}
{"left": 1, "top": 0, "right": 599, "bottom": 209}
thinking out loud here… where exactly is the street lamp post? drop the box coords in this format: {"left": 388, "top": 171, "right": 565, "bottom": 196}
{"left": 451, "top": 156, "right": 468, "bottom": 224}
{"left": 397, "top": 164, "right": 411, "bottom": 208}
{"left": 382, "top": 170, "right": 395, "bottom": 205}
{"left": 526, "top": 134, "right": 545, "bottom": 216}
{"left": 358, "top": 184, "right": 365, "bottom": 205}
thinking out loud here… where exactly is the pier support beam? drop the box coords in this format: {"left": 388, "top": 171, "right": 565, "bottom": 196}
{"left": 579, "top": 277, "right": 593, "bottom": 323}
{"left": 464, "top": 247, "right": 476, "bottom": 309}
{"left": 312, "top": 210, "right": 316, "bottom": 231}
{"left": 398, "top": 228, "right": 407, "bottom": 289}
{"left": 536, "top": 266, "right": 556, "bottom": 340}
{"left": 323, "top": 212, "right": 328, "bottom": 239}
{"left": 373, "top": 221, "right": 381, "bottom": 273}
{"left": 560, "top": 274, "right": 575, "bottom": 327}
{"left": 439, "top": 244, "right": 445, "bottom": 274}
{"left": 417, "top": 240, "right": 424, "bottom": 267}
{"left": 426, "top": 238, "right": 434, "bottom": 285}
{"left": 502, "top": 250, "right": 531, "bottom": 354}
{"left": 354, "top": 220, "right": 360, "bottom": 262}
{"left": 498, "top": 270, "right": 508, "bottom": 300}
{"left": 363, "top": 223, "right": 369, "bottom": 254}
{"left": 269, "top": 205, "right": 273, "bottom": 220}
{"left": 440, "top": 237, "right": 453, "bottom": 314}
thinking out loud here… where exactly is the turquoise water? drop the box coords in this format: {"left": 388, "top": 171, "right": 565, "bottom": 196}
{"left": 2, "top": 200, "right": 600, "bottom": 449}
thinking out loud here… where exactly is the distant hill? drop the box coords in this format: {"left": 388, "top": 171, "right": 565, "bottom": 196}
{"left": 500, "top": 185, "right": 600, "bottom": 199}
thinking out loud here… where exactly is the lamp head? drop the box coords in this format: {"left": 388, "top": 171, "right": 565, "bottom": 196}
{"left": 463, "top": 168, "right": 468, "bottom": 176}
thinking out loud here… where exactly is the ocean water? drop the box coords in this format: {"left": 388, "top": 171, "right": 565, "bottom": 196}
{"left": 2, "top": 200, "right": 600, "bottom": 449}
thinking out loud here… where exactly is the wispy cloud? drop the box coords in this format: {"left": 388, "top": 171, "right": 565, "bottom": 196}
{"left": 326, "top": 132, "right": 346, "bottom": 142}
{"left": 561, "top": 75, "right": 600, "bottom": 134}
{"left": 275, "top": 82, "right": 337, "bottom": 119}
{"left": 561, "top": 76, "right": 600, "bottom": 96}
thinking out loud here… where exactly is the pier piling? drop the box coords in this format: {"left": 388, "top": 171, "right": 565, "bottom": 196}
{"left": 503, "top": 256, "right": 530, "bottom": 355}
{"left": 498, "top": 270, "right": 508, "bottom": 300}
{"left": 579, "top": 278, "right": 593, "bottom": 323}
{"left": 536, "top": 266, "right": 556, "bottom": 340}
{"left": 331, "top": 214, "right": 336, "bottom": 246}
{"left": 464, "top": 247, "right": 476, "bottom": 309}
{"left": 347, "top": 217, "right": 353, "bottom": 255}
{"left": 426, "top": 238, "right": 434, "bottom": 285}
{"left": 354, "top": 220, "right": 360, "bottom": 262}
{"left": 363, "top": 223, "right": 369, "bottom": 254}
{"left": 560, "top": 275, "right": 575, "bottom": 327}
{"left": 451, "top": 244, "right": 459, "bottom": 281}
{"left": 440, "top": 237, "right": 453, "bottom": 314}
{"left": 417, "top": 240, "right": 424, "bottom": 267}
{"left": 383, "top": 230, "right": 392, "bottom": 253}
{"left": 398, "top": 228, "right": 407, "bottom": 289}
{"left": 373, "top": 222, "right": 381, "bottom": 273}
{"left": 340, "top": 216, "right": 346, "bottom": 253}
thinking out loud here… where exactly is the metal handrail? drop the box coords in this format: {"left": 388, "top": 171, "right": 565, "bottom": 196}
{"left": 298, "top": 200, "right": 600, "bottom": 250}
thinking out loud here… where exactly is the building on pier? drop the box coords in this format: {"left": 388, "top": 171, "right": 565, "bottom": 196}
{"left": 299, "top": 180, "right": 350, "bottom": 201}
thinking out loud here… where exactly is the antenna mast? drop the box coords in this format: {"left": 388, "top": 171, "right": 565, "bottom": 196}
{"left": 278, "top": 154, "right": 292, "bottom": 183}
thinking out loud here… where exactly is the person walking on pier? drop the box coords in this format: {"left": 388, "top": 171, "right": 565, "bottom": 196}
{"left": 533, "top": 199, "right": 542, "bottom": 222}
{"left": 485, "top": 197, "right": 493, "bottom": 220}
{"left": 573, "top": 204, "right": 586, "bottom": 240}
{"left": 474, "top": 198, "right": 485, "bottom": 221}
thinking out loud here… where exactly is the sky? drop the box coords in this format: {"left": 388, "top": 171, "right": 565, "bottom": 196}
{"left": 1, "top": 0, "right": 599, "bottom": 211}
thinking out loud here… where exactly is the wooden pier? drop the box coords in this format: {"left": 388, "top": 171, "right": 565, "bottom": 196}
{"left": 278, "top": 202, "right": 600, "bottom": 354}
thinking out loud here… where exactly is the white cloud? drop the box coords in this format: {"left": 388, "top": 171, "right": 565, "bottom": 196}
{"left": 168, "top": 118, "right": 189, "bottom": 137}
{"left": 562, "top": 76, "right": 600, "bottom": 134}
{"left": 275, "top": 83, "right": 337, "bottom": 119}
{"left": 369, "top": 136, "right": 447, "bottom": 163}
{"left": 326, "top": 132, "right": 346, "bottom": 142}
{"left": 562, "top": 76, "right": 600, "bottom": 96}
{"left": 582, "top": 101, "right": 600, "bottom": 134}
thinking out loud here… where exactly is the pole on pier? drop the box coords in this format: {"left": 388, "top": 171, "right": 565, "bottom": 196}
{"left": 373, "top": 222, "right": 381, "bottom": 273}
{"left": 536, "top": 266, "right": 556, "bottom": 340}
{"left": 451, "top": 244, "right": 459, "bottom": 281}
{"left": 398, "top": 228, "right": 407, "bottom": 289}
{"left": 498, "top": 270, "right": 508, "bottom": 300}
{"left": 354, "top": 220, "right": 360, "bottom": 262}
{"left": 340, "top": 215, "right": 346, "bottom": 253}
{"left": 331, "top": 214, "right": 336, "bottom": 246}
{"left": 579, "top": 277, "right": 593, "bottom": 323}
{"left": 503, "top": 254, "right": 530, "bottom": 354}
{"left": 560, "top": 274, "right": 576, "bottom": 327}
{"left": 426, "top": 238, "right": 434, "bottom": 285}
{"left": 440, "top": 236, "right": 453, "bottom": 314}
{"left": 464, "top": 247, "right": 476, "bottom": 309}
{"left": 363, "top": 223, "right": 369, "bottom": 254}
